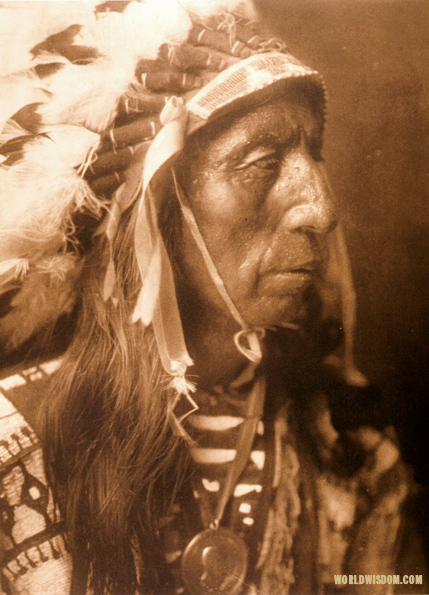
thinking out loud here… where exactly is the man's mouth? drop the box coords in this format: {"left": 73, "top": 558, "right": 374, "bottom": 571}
{"left": 287, "top": 260, "right": 320, "bottom": 273}
{"left": 258, "top": 261, "right": 320, "bottom": 294}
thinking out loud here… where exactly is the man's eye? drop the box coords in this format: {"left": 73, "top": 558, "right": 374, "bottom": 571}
{"left": 234, "top": 153, "right": 281, "bottom": 176}
{"left": 251, "top": 156, "right": 281, "bottom": 170}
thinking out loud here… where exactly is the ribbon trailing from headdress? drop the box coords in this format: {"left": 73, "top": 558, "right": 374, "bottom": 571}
{"left": 132, "top": 97, "right": 196, "bottom": 401}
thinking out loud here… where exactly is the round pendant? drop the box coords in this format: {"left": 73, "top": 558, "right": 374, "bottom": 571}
{"left": 181, "top": 527, "right": 248, "bottom": 595}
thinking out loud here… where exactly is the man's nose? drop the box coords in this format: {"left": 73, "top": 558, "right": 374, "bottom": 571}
{"left": 275, "top": 147, "right": 338, "bottom": 234}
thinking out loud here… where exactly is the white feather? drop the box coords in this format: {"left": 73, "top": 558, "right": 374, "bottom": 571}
{"left": 93, "top": 1, "right": 192, "bottom": 61}
{"left": 0, "top": 259, "right": 29, "bottom": 285}
{"left": 0, "top": 75, "right": 50, "bottom": 134}
{"left": 0, "top": 2, "right": 97, "bottom": 76}
{"left": 2, "top": 0, "right": 256, "bottom": 134}
{"left": 0, "top": 119, "right": 31, "bottom": 145}
{"left": 33, "top": 2, "right": 189, "bottom": 131}
{"left": 37, "top": 58, "right": 134, "bottom": 132}
{"left": 0, "top": 126, "right": 101, "bottom": 261}
{"left": 37, "top": 125, "right": 100, "bottom": 168}
{"left": 181, "top": 0, "right": 255, "bottom": 20}
{"left": 0, "top": 254, "right": 81, "bottom": 353}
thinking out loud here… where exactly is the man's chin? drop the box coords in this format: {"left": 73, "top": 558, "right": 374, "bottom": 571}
{"left": 243, "top": 296, "right": 309, "bottom": 329}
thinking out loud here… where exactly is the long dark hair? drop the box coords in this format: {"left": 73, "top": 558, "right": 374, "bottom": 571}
{"left": 43, "top": 196, "right": 188, "bottom": 594}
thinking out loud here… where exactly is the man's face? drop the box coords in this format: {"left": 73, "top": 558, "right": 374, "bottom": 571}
{"left": 175, "top": 86, "right": 337, "bottom": 328}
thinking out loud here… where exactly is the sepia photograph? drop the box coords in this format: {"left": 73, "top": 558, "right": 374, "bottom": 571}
{"left": 0, "top": 1, "right": 427, "bottom": 593}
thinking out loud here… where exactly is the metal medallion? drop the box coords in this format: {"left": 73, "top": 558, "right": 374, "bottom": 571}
{"left": 181, "top": 527, "right": 248, "bottom": 595}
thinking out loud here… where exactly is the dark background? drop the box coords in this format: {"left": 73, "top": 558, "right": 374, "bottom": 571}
{"left": 256, "top": 0, "right": 429, "bottom": 486}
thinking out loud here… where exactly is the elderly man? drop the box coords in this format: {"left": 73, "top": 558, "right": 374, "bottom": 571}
{"left": 0, "top": 1, "right": 425, "bottom": 594}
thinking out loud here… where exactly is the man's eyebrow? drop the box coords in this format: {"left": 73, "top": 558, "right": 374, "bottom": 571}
{"left": 223, "top": 121, "right": 300, "bottom": 162}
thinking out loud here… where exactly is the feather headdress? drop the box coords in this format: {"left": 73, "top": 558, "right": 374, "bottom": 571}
{"left": 0, "top": 0, "right": 364, "bottom": 388}
{"left": 0, "top": 0, "right": 253, "bottom": 355}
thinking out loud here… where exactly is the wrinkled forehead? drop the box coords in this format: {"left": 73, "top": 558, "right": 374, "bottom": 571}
{"left": 180, "top": 81, "right": 324, "bottom": 165}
